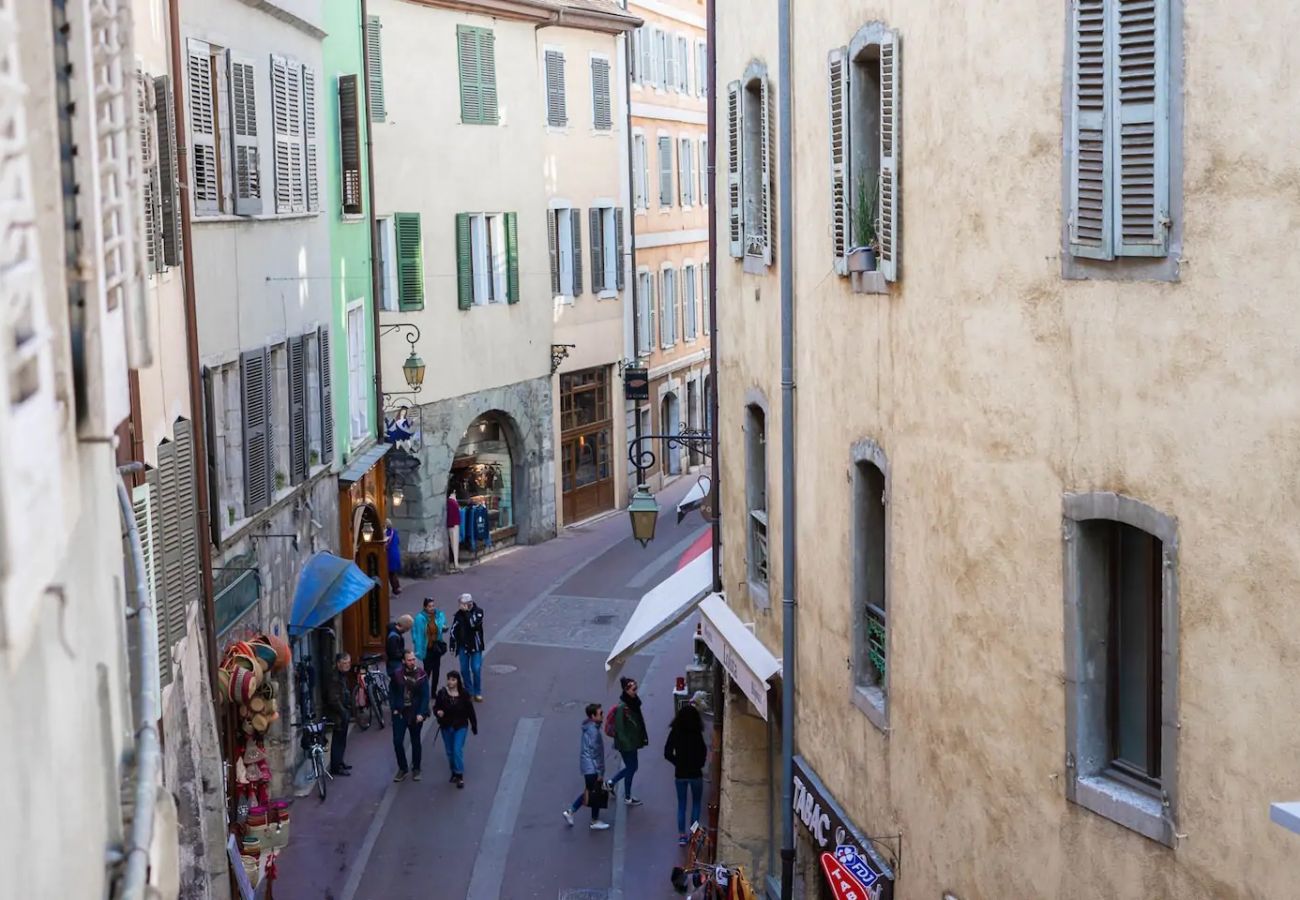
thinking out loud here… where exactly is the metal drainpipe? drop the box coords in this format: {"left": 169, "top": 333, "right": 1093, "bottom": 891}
{"left": 360, "top": 0, "right": 385, "bottom": 436}
{"left": 776, "top": 0, "right": 798, "bottom": 891}
{"left": 705, "top": 0, "right": 719, "bottom": 594}
{"left": 621, "top": 4, "right": 642, "bottom": 491}
{"left": 116, "top": 465, "right": 162, "bottom": 900}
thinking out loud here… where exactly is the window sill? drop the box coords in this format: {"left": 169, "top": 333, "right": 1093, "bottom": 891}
{"left": 851, "top": 683, "right": 888, "bottom": 733}
{"left": 340, "top": 213, "right": 367, "bottom": 223}
{"left": 747, "top": 578, "right": 770, "bottom": 611}
{"left": 849, "top": 270, "right": 889, "bottom": 294}
{"left": 1070, "top": 774, "right": 1173, "bottom": 846}
{"left": 193, "top": 211, "right": 322, "bottom": 224}
{"left": 598, "top": 289, "right": 619, "bottom": 300}
{"left": 742, "top": 255, "right": 770, "bottom": 275}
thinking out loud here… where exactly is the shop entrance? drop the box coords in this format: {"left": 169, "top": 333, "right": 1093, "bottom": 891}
{"left": 449, "top": 414, "right": 517, "bottom": 561}
{"left": 560, "top": 367, "right": 615, "bottom": 523}
{"left": 661, "top": 391, "right": 682, "bottom": 476}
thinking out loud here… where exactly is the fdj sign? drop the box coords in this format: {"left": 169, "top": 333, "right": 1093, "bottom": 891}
{"left": 793, "top": 757, "right": 892, "bottom": 898}
{"left": 819, "top": 852, "right": 881, "bottom": 900}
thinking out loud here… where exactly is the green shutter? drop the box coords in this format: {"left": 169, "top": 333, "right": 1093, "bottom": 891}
{"left": 394, "top": 212, "right": 424, "bottom": 309}
{"left": 456, "top": 213, "right": 473, "bottom": 309}
{"left": 505, "top": 212, "right": 519, "bottom": 303}
{"left": 458, "top": 27, "right": 498, "bottom": 125}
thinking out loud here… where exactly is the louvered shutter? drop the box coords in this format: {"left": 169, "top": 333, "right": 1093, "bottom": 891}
{"left": 505, "top": 212, "right": 519, "bottom": 303}
{"left": 153, "top": 76, "right": 183, "bottom": 265}
{"left": 545, "top": 51, "right": 567, "bottom": 127}
{"left": 1069, "top": 0, "right": 1112, "bottom": 259}
{"left": 828, "top": 47, "right": 850, "bottom": 274}
{"left": 155, "top": 438, "right": 182, "bottom": 678}
{"left": 227, "top": 54, "right": 262, "bottom": 216}
{"left": 614, "top": 208, "right": 625, "bottom": 290}
{"left": 272, "top": 55, "right": 305, "bottom": 214}
{"left": 288, "top": 336, "right": 307, "bottom": 484}
{"left": 132, "top": 481, "right": 164, "bottom": 683}
{"left": 458, "top": 26, "right": 482, "bottom": 124}
{"left": 664, "top": 33, "right": 677, "bottom": 92}
{"left": 1113, "top": 0, "right": 1169, "bottom": 256}
{"left": 658, "top": 136, "right": 673, "bottom": 206}
{"left": 678, "top": 138, "right": 687, "bottom": 205}
{"left": 757, "top": 76, "right": 773, "bottom": 266}
{"left": 700, "top": 139, "right": 708, "bottom": 205}
{"left": 200, "top": 368, "right": 221, "bottom": 542}
{"left": 318, "top": 327, "right": 335, "bottom": 463}
{"left": 136, "top": 70, "right": 163, "bottom": 273}
{"left": 630, "top": 30, "right": 640, "bottom": 83}
{"left": 172, "top": 420, "right": 199, "bottom": 635}
{"left": 648, "top": 275, "right": 657, "bottom": 352}
{"left": 455, "top": 213, "right": 473, "bottom": 309}
{"left": 241, "top": 349, "right": 272, "bottom": 514}
{"left": 548, "top": 211, "right": 560, "bottom": 295}
{"left": 366, "top": 16, "right": 386, "bottom": 122}
{"left": 339, "top": 75, "right": 363, "bottom": 215}
{"left": 480, "top": 30, "right": 499, "bottom": 124}
{"left": 187, "top": 40, "right": 220, "bottom": 215}
{"left": 879, "top": 32, "right": 900, "bottom": 281}
{"left": 632, "top": 136, "right": 645, "bottom": 208}
{"left": 393, "top": 212, "right": 424, "bottom": 310}
{"left": 589, "top": 208, "right": 604, "bottom": 293}
{"left": 591, "top": 58, "right": 612, "bottom": 131}
{"left": 569, "top": 208, "right": 583, "bottom": 295}
{"left": 726, "top": 81, "right": 742, "bottom": 257}
{"left": 640, "top": 29, "right": 653, "bottom": 88}
{"left": 678, "top": 37, "right": 689, "bottom": 92}
{"left": 302, "top": 66, "right": 320, "bottom": 213}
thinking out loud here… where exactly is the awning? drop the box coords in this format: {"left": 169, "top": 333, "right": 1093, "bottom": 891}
{"left": 338, "top": 442, "right": 390, "bottom": 486}
{"left": 288, "top": 552, "right": 379, "bottom": 634}
{"left": 676, "top": 475, "right": 711, "bottom": 523}
{"left": 698, "top": 593, "right": 781, "bottom": 720}
{"left": 605, "top": 548, "right": 713, "bottom": 672}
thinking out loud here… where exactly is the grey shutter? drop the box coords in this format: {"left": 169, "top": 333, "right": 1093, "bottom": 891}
{"left": 545, "top": 50, "right": 567, "bottom": 127}
{"left": 591, "top": 58, "right": 612, "bottom": 130}
{"left": 1068, "top": 0, "right": 1112, "bottom": 259}
{"left": 155, "top": 438, "right": 183, "bottom": 675}
{"left": 878, "top": 32, "right": 899, "bottom": 281}
{"left": 241, "top": 348, "right": 272, "bottom": 513}
{"left": 271, "top": 55, "right": 305, "bottom": 214}
{"left": 187, "top": 40, "right": 219, "bottom": 215}
{"left": 302, "top": 65, "right": 320, "bottom": 213}
{"left": 589, "top": 208, "right": 604, "bottom": 293}
{"left": 1113, "top": 0, "right": 1170, "bottom": 256}
{"left": 318, "top": 328, "right": 335, "bottom": 463}
{"left": 570, "top": 208, "right": 583, "bottom": 295}
{"left": 200, "top": 368, "right": 222, "bottom": 543}
{"left": 829, "top": 47, "right": 850, "bottom": 274}
{"left": 614, "top": 208, "right": 625, "bottom": 290}
{"left": 153, "top": 75, "right": 183, "bottom": 265}
{"left": 548, "top": 211, "right": 560, "bottom": 295}
{"left": 136, "top": 70, "right": 163, "bottom": 273}
{"left": 366, "top": 16, "right": 386, "bottom": 122}
{"left": 172, "top": 420, "right": 200, "bottom": 627}
{"left": 339, "top": 75, "right": 363, "bottom": 215}
{"left": 288, "top": 336, "right": 307, "bottom": 485}
{"left": 228, "top": 53, "right": 263, "bottom": 216}
{"left": 658, "top": 136, "right": 673, "bottom": 206}
{"left": 133, "top": 480, "right": 166, "bottom": 685}
{"left": 639, "top": 28, "right": 653, "bottom": 87}
{"left": 726, "top": 81, "right": 742, "bottom": 257}
{"left": 758, "top": 76, "right": 773, "bottom": 266}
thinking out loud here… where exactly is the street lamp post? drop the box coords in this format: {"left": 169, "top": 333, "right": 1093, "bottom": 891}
{"left": 627, "top": 486, "right": 660, "bottom": 546}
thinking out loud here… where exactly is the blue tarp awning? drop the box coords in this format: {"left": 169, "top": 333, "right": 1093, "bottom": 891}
{"left": 289, "top": 552, "right": 378, "bottom": 634}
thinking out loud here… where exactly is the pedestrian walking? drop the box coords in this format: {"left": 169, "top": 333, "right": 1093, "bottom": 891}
{"left": 663, "top": 702, "right": 708, "bottom": 844}
{"left": 450, "top": 593, "right": 485, "bottom": 701}
{"left": 385, "top": 615, "right": 412, "bottom": 679}
{"left": 433, "top": 670, "right": 478, "bottom": 788}
{"left": 563, "top": 703, "right": 611, "bottom": 831}
{"left": 412, "top": 597, "right": 448, "bottom": 686}
{"left": 323, "top": 653, "right": 355, "bottom": 777}
{"left": 385, "top": 520, "right": 403, "bottom": 595}
{"left": 606, "top": 676, "right": 648, "bottom": 806}
{"left": 390, "top": 651, "right": 430, "bottom": 782}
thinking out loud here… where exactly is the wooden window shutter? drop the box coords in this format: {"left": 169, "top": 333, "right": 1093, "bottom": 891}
{"left": 548, "top": 211, "right": 560, "bottom": 296}
{"left": 480, "top": 30, "right": 499, "bottom": 124}
{"left": 1069, "top": 0, "right": 1112, "bottom": 259}
{"left": 632, "top": 136, "right": 645, "bottom": 208}
{"left": 700, "top": 139, "right": 708, "bottom": 205}
{"left": 186, "top": 40, "right": 220, "bottom": 215}
{"left": 658, "top": 136, "right": 673, "bottom": 206}
{"left": 828, "top": 47, "right": 850, "bottom": 275}
{"left": 154, "top": 443, "right": 180, "bottom": 682}
{"left": 302, "top": 65, "right": 320, "bottom": 213}
{"left": 136, "top": 70, "right": 164, "bottom": 273}
{"left": 394, "top": 212, "right": 424, "bottom": 310}
{"left": 458, "top": 26, "right": 483, "bottom": 124}
{"left": 227, "top": 53, "right": 263, "bottom": 216}
{"left": 546, "top": 51, "right": 567, "bottom": 127}
{"left": 664, "top": 32, "right": 677, "bottom": 92}
{"left": 1113, "top": 0, "right": 1169, "bottom": 256}
{"left": 570, "top": 208, "right": 583, "bottom": 295}
{"left": 318, "top": 327, "right": 335, "bottom": 463}
{"left": 505, "top": 212, "right": 520, "bottom": 303}
{"left": 591, "top": 58, "right": 612, "bottom": 130}
{"left": 271, "top": 54, "right": 305, "bottom": 214}
{"left": 153, "top": 75, "right": 183, "bottom": 265}
{"left": 172, "top": 419, "right": 201, "bottom": 622}
{"left": 678, "top": 138, "right": 687, "bottom": 205}
{"left": 639, "top": 29, "right": 653, "bottom": 87}
{"left": 726, "top": 81, "right": 742, "bottom": 257}
{"left": 339, "top": 74, "right": 363, "bottom": 215}
{"left": 132, "top": 480, "right": 165, "bottom": 684}
{"left": 240, "top": 348, "right": 272, "bottom": 514}
{"left": 648, "top": 273, "right": 657, "bottom": 351}
{"left": 758, "top": 76, "right": 773, "bottom": 266}
{"left": 879, "top": 32, "right": 900, "bottom": 281}
{"left": 589, "top": 208, "right": 605, "bottom": 293}
{"left": 288, "top": 336, "right": 308, "bottom": 484}
{"left": 455, "top": 213, "right": 473, "bottom": 309}
{"left": 366, "top": 16, "right": 386, "bottom": 122}
{"left": 200, "top": 367, "right": 222, "bottom": 543}
{"left": 614, "top": 208, "right": 625, "bottom": 290}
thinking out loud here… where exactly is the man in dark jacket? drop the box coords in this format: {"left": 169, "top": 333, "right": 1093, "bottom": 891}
{"left": 608, "top": 676, "right": 649, "bottom": 806}
{"left": 449, "top": 594, "right": 486, "bottom": 701}
{"left": 390, "top": 651, "right": 430, "bottom": 782}
{"left": 385, "top": 615, "right": 412, "bottom": 678}
{"left": 323, "top": 653, "right": 355, "bottom": 776}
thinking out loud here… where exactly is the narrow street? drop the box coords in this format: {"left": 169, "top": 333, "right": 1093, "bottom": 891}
{"left": 278, "top": 478, "right": 708, "bottom": 900}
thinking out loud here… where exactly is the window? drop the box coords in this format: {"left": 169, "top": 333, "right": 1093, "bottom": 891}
{"left": 850, "top": 443, "right": 888, "bottom": 728}
{"left": 549, "top": 208, "right": 582, "bottom": 299}
{"left": 339, "top": 74, "right": 363, "bottom": 216}
{"left": 1066, "top": 0, "right": 1174, "bottom": 269}
{"left": 456, "top": 213, "right": 517, "bottom": 307}
{"left": 588, "top": 207, "right": 623, "bottom": 295}
{"left": 377, "top": 217, "right": 398, "bottom": 311}
{"left": 544, "top": 49, "right": 567, "bottom": 126}
{"left": 659, "top": 267, "right": 677, "bottom": 347}
{"left": 268, "top": 344, "right": 289, "bottom": 494}
{"left": 209, "top": 362, "right": 245, "bottom": 530}
{"left": 632, "top": 134, "right": 649, "bottom": 210}
{"left": 697, "top": 41, "right": 708, "bottom": 97}
{"left": 727, "top": 68, "right": 772, "bottom": 268}
{"left": 829, "top": 28, "right": 899, "bottom": 280}
{"left": 188, "top": 40, "right": 267, "bottom": 216}
{"left": 393, "top": 213, "right": 424, "bottom": 310}
{"left": 654, "top": 29, "right": 669, "bottom": 88}
{"left": 346, "top": 304, "right": 369, "bottom": 442}
{"left": 630, "top": 29, "right": 643, "bottom": 85}
{"left": 676, "top": 35, "right": 690, "bottom": 93}
{"left": 745, "top": 403, "right": 769, "bottom": 600}
{"left": 683, "top": 264, "right": 698, "bottom": 340}
{"left": 1063, "top": 492, "right": 1179, "bottom": 846}
{"left": 240, "top": 348, "right": 273, "bottom": 514}
{"left": 662, "top": 30, "right": 676, "bottom": 91}
{"left": 636, "top": 270, "right": 655, "bottom": 355}
{"left": 637, "top": 27, "right": 653, "bottom": 87}
{"left": 457, "top": 26, "right": 499, "bottom": 125}
{"left": 366, "top": 16, "right": 386, "bottom": 121}
{"left": 679, "top": 137, "right": 695, "bottom": 207}
{"left": 700, "top": 139, "right": 708, "bottom": 205}
{"left": 658, "top": 136, "right": 674, "bottom": 206}
{"left": 303, "top": 332, "right": 323, "bottom": 469}
{"left": 591, "top": 56, "right": 612, "bottom": 130}
{"left": 270, "top": 54, "right": 320, "bottom": 215}
{"left": 701, "top": 262, "right": 710, "bottom": 334}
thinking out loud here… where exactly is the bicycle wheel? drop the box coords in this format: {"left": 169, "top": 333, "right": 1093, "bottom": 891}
{"left": 372, "top": 676, "right": 389, "bottom": 729}
{"left": 356, "top": 693, "right": 371, "bottom": 730}
{"left": 314, "top": 750, "right": 328, "bottom": 801}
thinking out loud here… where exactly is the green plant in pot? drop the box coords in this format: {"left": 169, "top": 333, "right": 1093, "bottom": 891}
{"left": 848, "top": 170, "right": 879, "bottom": 273}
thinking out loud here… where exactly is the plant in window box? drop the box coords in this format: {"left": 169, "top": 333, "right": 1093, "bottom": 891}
{"left": 309, "top": 450, "right": 319, "bottom": 466}
{"left": 275, "top": 471, "right": 287, "bottom": 490}
{"left": 848, "top": 171, "right": 879, "bottom": 273}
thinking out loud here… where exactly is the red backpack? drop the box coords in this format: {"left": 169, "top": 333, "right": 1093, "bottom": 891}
{"left": 603, "top": 704, "right": 618, "bottom": 738}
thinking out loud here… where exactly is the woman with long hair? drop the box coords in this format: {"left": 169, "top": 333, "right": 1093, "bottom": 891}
{"left": 663, "top": 702, "right": 707, "bottom": 845}
{"left": 433, "top": 670, "right": 478, "bottom": 787}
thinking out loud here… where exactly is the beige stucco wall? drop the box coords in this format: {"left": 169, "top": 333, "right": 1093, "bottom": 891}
{"left": 715, "top": 1, "right": 1300, "bottom": 898}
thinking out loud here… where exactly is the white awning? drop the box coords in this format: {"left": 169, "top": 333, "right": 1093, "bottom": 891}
{"left": 698, "top": 593, "right": 781, "bottom": 720}
{"left": 605, "top": 548, "right": 713, "bottom": 672}
{"left": 1273, "top": 802, "right": 1300, "bottom": 835}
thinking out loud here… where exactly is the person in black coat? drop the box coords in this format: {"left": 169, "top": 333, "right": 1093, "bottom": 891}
{"left": 433, "top": 670, "right": 479, "bottom": 787}
{"left": 323, "top": 653, "right": 355, "bottom": 776}
{"left": 663, "top": 702, "right": 708, "bottom": 845}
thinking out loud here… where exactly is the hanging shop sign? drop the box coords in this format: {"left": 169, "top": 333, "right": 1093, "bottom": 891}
{"left": 624, "top": 367, "right": 649, "bottom": 400}
{"left": 793, "top": 756, "right": 895, "bottom": 900}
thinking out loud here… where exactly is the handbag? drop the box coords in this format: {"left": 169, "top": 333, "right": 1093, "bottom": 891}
{"left": 433, "top": 639, "right": 448, "bottom": 657}
{"left": 587, "top": 784, "right": 609, "bottom": 811}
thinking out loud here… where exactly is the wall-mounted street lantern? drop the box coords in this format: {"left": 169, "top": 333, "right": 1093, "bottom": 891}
{"left": 624, "top": 424, "right": 713, "bottom": 545}
{"left": 360, "top": 522, "right": 376, "bottom": 543}
{"left": 628, "top": 485, "right": 660, "bottom": 547}
{"left": 391, "top": 487, "right": 405, "bottom": 508}
{"left": 381, "top": 323, "right": 424, "bottom": 396}
{"left": 402, "top": 349, "right": 425, "bottom": 390}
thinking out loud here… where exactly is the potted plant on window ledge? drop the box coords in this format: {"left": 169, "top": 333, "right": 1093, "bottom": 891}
{"left": 847, "top": 171, "right": 879, "bottom": 274}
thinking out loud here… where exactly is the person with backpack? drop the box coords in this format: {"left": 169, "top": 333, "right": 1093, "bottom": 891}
{"left": 450, "top": 594, "right": 486, "bottom": 701}
{"left": 412, "top": 597, "right": 448, "bottom": 687}
{"left": 562, "top": 703, "right": 610, "bottom": 831}
{"left": 606, "top": 676, "right": 649, "bottom": 806}
{"left": 663, "top": 701, "right": 708, "bottom": 845}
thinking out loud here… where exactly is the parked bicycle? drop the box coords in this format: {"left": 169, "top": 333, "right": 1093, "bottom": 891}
{"left": 295, "top": 717, "right": 332, "bottom": 801}
{"left": 354, "top": 653, "right": 390, "bottom": 730}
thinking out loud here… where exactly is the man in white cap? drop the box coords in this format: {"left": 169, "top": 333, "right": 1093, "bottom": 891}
{"left": 449, "top": 593, "right": 486, "bottom": 701}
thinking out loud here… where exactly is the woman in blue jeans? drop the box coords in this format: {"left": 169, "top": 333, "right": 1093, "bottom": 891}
{"left": 663, "top": 702, "right": 708, "bottom": 845}
{"left": 607, "top": 677, "right": 649, "bottom": 805}
{"left": 433, "top": 671, "right": 478, "bottom": 788}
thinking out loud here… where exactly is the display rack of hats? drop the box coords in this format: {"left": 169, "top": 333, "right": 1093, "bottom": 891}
{"left": 218, "top": 634, "right": 293, "bottom": 892}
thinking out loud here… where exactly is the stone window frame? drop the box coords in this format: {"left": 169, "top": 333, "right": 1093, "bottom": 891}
{"left": 849, "top": 439, "right": 889, "bottom": 732}
{"left": 1062, "top": 491, "right": 1180, "bottom": 847}
{"left": 743, "top": 387, "right": 770, "bottom": 610}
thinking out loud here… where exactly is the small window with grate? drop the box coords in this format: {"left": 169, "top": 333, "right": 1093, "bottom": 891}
{"left": 850, "top": 443, "right": 888, "bottom": 730}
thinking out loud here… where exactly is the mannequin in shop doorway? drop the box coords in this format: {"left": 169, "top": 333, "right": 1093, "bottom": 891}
{"left": 447, "top": 491, "right": 463, "bottom": 572}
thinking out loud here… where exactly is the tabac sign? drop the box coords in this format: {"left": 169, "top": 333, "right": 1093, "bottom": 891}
{"left": 793, "top": 756, "right": 894, "bottom": 900}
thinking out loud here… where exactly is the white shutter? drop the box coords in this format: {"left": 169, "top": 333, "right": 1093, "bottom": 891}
{"left": 1069, "top": 0, "right": 1111, "bottom": 259}
{"left": 136, "top": 69, "right": 164, "bottom": 273}
{"left": 664, "top": 32, "right": 677, "bottom": 92}
{"left": 659, "top": 136, "right": 673, "bottom": 206}
{"left": 878, "top": 32, "right": 899, "bottom": 281}
{"left": 1113, "top": 0, "right": 1169, "bottom": 256}
{"left": 228, "top": 53, "right": 263, "bottom": 216}
{"left": 757, "top": 76, "right": 773, "bottom": 266}
{"left": 829, "top": 47, "right": 850, "bottom": 274}
{"left": 302, "top": 65, "right": 320, "bottom": 213}
{"left": 639, "top": 29, "right": 653, "bottom": 87}
{"left": 187, "top": 40, "right": 220, "bottom": 215}
{"left": 726, "top": 80, "right": 742, "bottom": 257}
{"left": 271, "top": 54, "right": 305, "bottom": 214}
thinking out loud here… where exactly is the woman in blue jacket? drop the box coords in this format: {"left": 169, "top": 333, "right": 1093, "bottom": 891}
{"left": 562, "top": 703, "right": 610, "bottom": 830}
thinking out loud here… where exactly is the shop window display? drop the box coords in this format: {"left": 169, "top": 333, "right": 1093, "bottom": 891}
{"left": 449, "top": 417, "right": 515, "bottom": 551}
